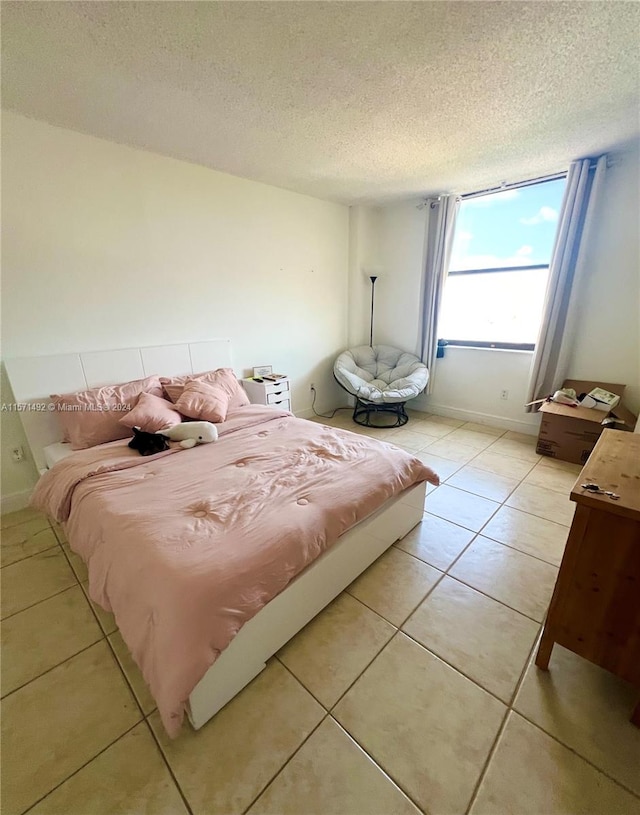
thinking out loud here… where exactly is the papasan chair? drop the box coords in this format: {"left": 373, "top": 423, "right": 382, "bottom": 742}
{"left": 334, "top": 345, "right": 429, "bottom": 428}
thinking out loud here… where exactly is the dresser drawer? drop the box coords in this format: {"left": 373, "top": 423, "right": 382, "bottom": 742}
{"left": 269, "top": 398, "right": 291, "bottom": 411}
{"left": 267, "top": 388, "right": 289, "bottom": 404}
{"left": 265, "top": 379, "right": 290, "bottom": 395}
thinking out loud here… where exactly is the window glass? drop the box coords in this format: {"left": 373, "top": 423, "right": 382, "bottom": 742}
{"left": 440, "top": 177, "right": 566, "bottom": 347}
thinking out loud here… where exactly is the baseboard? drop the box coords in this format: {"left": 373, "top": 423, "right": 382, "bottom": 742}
{"left": 1, "top": 488, "right": 33, "bottom": 515}
{"left": 413, "top": 401, "right": 541, "bottom": 436}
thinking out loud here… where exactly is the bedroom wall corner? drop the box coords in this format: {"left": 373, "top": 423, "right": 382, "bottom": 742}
{"left": 1, "top": 366, "right": 39, "bottom": 510}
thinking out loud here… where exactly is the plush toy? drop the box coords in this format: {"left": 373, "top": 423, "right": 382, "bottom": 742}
{"left": 156, "top": 421, "right": 218, "bottom": 449}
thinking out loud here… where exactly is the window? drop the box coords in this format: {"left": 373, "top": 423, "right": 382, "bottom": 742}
{"left": 438, "top": 177, "right": 566, "bottom": 350}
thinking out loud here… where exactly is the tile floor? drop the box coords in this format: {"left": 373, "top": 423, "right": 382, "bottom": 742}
{"left": 2, "top": 411, "right": 640, "bottom": 815}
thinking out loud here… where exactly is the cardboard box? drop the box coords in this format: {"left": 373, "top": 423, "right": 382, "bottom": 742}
{"left": 536, "top": 379, "right": 637, "bottom": 465}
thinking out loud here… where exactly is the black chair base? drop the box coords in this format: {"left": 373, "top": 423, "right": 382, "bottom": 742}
{"left": 353, "top": 398, "right": 409, "bottom": 428}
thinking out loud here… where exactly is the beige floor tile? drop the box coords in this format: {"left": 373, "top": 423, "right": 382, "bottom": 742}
{"left": 334, "top": 634, "right": 505, "bottom": 814}
{"left": 524, "top": 460, "right": 581, "bottom": 494}
{"left": 82, "top": 581, "right": 118, "bottom": 635}
{"left": 1, "top": 522, "right": 59, "bottom": 568}
{"left": 150, "top": 660, "right": 324, "bottom": 815}
{"left": 515, "top": 645, "right": 640, "bottom": 795}
{"left": 248, "top": 717, "right": 420, "bottom": 815}
{"left": 486, "top": 436, "right": 541, "bottom": 462}
{"left": 395, "top": 513, "right": 475, "bottom": 571}
{"left": 470, "top": 450, "right": 537, "bottom": 480}
{"left": 536, "top": 456, "right": 583, "bottom": 474}
{"left": 421, "top": 414, "right": 465, "bottom": 428}
{"left": 359, "top": 425, "right": 403, "bottom": 441}
{"left": 481, "top": 505, "right": 569, "bottom": 566}
{"left": 470, "top": 712, "right": 640, "bottom": 815}
{"left": 410, "top": 419, "right": 454, "bottom": 439}
{"left": 1, "top": 585, "right": 102, "bottom": 696}
{"left": 413, "top": 451, "right": 463, "bottom": 480}
{"left": 424, "top": 485, "right": 500, "bottom": 532}
{"left": 1, "top": 548, "right": 76, "bottom": 619}
{"left": 450, "top": 536, "right": 558, "bottom": 622}
{"left": 503, "top": 430, "right": 538, "bottom": 444}
{"left": 460, "top": 422, "right": 506, "bottom": 437}
{"left": 404, "top": 577, "right": 539, "bottom": 703}
{"left": 29, "top": 723, "right": 187, "bottom": 815}
{"left": 63, "top": 541, "right": 89, "bottom": 581}
{"left": 506, "top": 482, "right": 576, "bottom": 526}
{"left": 278, "top": 593, "right": 394, "bottom": 708}
{"left": 1, "top": 641, "right": 140, "bottom": 814}
{"left": 347, "top": 547, "right": 442, "bottom": 626}
{"left": 405, "top": 408, "right": 430, "bottom": 420}
{"left": 421, "top": 437, "right": 480, "bottom": 464}
{"left": 1, "top": 507, "right": 48, "bottom": 529}
{"left": 391, "top": 428, "right": 437, "bottom": 449}
{"left": 109, "top": 631, "right": 156, "bottom": 715}
{"left": 446, "top": 466, "right": 519, "bottom": 503}
{"left": 443, "top": 428, "right": 497, "bottom": 451}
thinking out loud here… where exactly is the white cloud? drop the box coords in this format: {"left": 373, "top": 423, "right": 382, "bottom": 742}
{"left": 516, "top": 245, "right": 533, "bottom": 256}
{"left": 520, "top": 206, "right": 558, "bottom": 225}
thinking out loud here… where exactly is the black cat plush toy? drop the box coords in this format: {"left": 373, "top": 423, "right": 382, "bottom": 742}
{"left": 128, "top": 426, "right": 171, "bottom": 456}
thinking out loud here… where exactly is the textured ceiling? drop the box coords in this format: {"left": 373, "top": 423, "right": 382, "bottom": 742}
{"left": 2, "top": 1, "right": 639, "bottom": 203}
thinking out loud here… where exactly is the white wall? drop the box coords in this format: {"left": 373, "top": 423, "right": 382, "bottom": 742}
{"left": 347, "top": 206, "right": 381, "bottom": 347}
{"left": 349, "top": 142, "right": 640, "bottom": 433}
{"left": 1, "top": 112, "right": 349, "bottom": 505}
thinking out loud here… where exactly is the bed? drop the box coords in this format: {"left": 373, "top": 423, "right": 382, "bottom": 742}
{"left": 6, "top": 341, "right": 438, "bottom": 737}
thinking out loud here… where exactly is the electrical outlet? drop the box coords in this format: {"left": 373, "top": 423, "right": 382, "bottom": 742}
{"left": 11, "top": 446, "right": 24, "bottom": 462}
{"left": 500, "top": 389, "right": 509, "bottom": 400}
{"left": 310, "top": 382, "right": 316, "bottom": 392}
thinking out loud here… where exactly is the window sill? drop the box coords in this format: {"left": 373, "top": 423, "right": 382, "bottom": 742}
{"left": 441, "top": 343, "right": 535, "bottom": 355}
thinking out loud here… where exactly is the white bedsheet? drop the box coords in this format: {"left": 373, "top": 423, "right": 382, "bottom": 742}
{"left": 43, "top": 442, "right": 75, "bottom": 469}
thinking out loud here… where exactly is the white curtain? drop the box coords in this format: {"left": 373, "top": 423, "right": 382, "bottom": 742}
{"left": 526, "top": 156, "right": 607, "bottom": 403}
{"left": 419, "top": 195, "right": 460, "bottom": 394}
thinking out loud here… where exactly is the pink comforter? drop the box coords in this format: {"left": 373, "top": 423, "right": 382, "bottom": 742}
{"left": 32, "top": 406, "right": 438, "bottom": 736}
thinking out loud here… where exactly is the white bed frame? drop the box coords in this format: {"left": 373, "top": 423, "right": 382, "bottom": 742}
{"left": 5, "top": 340, "right": 426, "bottom": 730}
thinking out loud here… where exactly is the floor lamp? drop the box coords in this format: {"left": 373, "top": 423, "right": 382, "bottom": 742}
{"left": 369, "top": 275, "right": 378, "bottom": 347}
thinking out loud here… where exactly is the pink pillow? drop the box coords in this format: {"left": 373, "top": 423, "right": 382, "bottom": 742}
{"left": 51, "top": 375, "right": 164, "bottom": 450}
{"left": 162, "top": 369, "right": 249, "bottom": 410}
{"left": 175, "top": 380, "right": 230, "bottom": 423}
{"left": 119, "top": 392, "right": 182, "bottom": 433}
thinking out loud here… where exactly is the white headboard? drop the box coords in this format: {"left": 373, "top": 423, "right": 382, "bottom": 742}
{"left": 4, "top": 339, "right": 232, "bottom": 472}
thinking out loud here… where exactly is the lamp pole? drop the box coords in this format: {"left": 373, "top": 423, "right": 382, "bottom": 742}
{"left": 369, "top": 275, "right": 378, "bottom": 347}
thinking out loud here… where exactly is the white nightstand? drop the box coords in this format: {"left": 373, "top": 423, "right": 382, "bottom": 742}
{"left": 241, "top": 377, "right": 292, "bottom": 412}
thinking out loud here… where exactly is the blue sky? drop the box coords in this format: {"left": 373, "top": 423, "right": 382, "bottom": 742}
{"left": 450, "top": 178, "right": 566, "bottom": 270}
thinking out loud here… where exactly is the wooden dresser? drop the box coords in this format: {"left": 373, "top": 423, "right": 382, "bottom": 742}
{"left": 536, "top": 429, "right": 640, "bottom": 725}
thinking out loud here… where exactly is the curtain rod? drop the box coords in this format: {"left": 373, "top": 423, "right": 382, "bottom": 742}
{"left": 461, "top": 171, "right": 567, "bottom": 200}
{"left": 417, "top": 171, "right": 565, "bottom": 208}
{"left": 461, "top": 155, "right": 615, "bottom": 200}
{"left": 420, "top": 155, "right": 613, "bottom": 207}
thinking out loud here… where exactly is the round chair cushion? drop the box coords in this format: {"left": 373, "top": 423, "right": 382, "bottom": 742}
{"left": 334, "top": 345, "right": 429, "bottom": 404}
